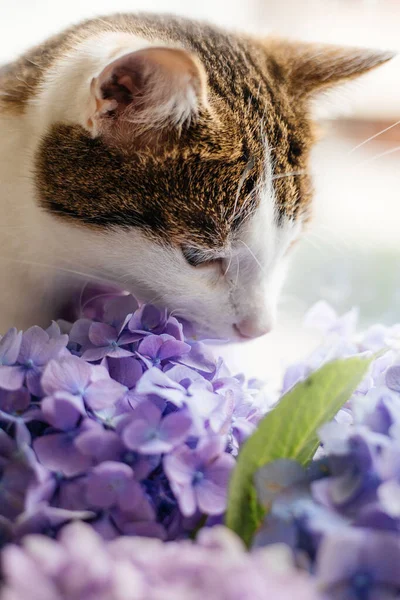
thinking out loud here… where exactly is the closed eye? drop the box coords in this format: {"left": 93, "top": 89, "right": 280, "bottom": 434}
{"left": 181, "top": 246, "right": 223, "bottom": 269}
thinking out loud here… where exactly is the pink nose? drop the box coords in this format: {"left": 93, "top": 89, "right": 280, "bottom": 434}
{"left": 234, "top": 317, "right": 272, "bottom": 340}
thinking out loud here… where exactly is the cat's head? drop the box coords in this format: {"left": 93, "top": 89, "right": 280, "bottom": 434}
{"left": 32, "top": 15, "right": 393, "bottom": 339}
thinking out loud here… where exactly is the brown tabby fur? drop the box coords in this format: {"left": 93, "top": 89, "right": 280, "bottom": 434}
{"left": 0, "top": 14, "right": 393, "bottom": 250}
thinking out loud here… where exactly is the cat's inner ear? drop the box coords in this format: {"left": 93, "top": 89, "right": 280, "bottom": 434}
{"left": 85, "top": 46, "right": 208, "bottom": 139}
{"left": 266, "top": 39, "right": 395, "bottom": 99}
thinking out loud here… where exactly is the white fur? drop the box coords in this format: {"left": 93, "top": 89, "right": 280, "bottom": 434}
{"left": 33, "top": 32, "right": 154, "bottom": 135}
{"left": 0, "top": 33, "right": 301, "bottom": 337}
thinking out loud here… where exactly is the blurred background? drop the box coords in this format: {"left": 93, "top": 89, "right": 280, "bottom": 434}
{"left": 1, "top": 0, "right": 399, "bottom": 384}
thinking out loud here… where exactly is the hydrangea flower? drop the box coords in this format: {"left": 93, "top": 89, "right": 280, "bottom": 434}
{"left": 81, "top": 321, "right": 137, "bottom": 361}
{"left": 128, "top": 304, "right": 167, "bottom": 336}
{"left": 317, "top": 529, "right": 400, "bottom": 599}
{"left": 252, "top": 302, "right": 400, "bottom": 597}
{"left": 0, "top": 430, "right": 36, "bottom": 523}
{"left": 164, "top": 437, "right": 236, "bottom": 516}
{"left": 81, "top": 461, "right": 164, "bottom": 540}
{"left": 0, "top": 329, "right": 23, "bottom": 391}
{"left": 2, "top": 289, "right": 400, "bottom": 599}
{"left": 0, "top": 290, "right": 264, "bottom": 547}
{"left": 121, "top": 401, "right": 192, "bottom": 454}
{"left": 0, "top": 326, "right": 68, "bottom": 395}
{"left": 33, "top": 395, "right": 92, "bottom": 478}
{"left": 136, "top": 334, "right": 190, "bottom": 368}
{"left": 0, "top": 522, "right": 319, "bottom": 600}
{"left": 41, "top": 355, "right": 126, "bottom": 411}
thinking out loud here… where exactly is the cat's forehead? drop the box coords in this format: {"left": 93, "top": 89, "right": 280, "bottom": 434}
{"left": 35, "top": 123, "right": 253, "bottom": 245}
{"left": 34, "top": 67, "right": 314, "bottom": 245}
{"left": 35, "top": 110, "right": 311, "bottom": 250}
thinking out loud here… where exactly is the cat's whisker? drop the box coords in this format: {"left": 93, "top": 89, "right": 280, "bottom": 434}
{"left": 228, "top": 159, "right": 254, "bottom": 224}
{"left": 25, "top": 58, "right": 44, "bottom": 70}
{"left": 77, "top": 280, "right": 90, "bottom": 313}
{"left": 304, "top": 230, "right": 346, "bottom": 252}
{"left": 230, "top": 255, "right": 240, "bottom": 290}
{"left": 354, "top": 145, "right": 400, "bottom": 166}
{"left": 237, "top": 239, "right": 268, "bottom": 278}
{"left": 299, "top": 235, "right": 323, "bottom": 252}
{"left": 81, "top": 291, "right": 116, "bottom": 309}
{"left": 168, "top": 307, "right": 188, "bottom": 319}
{"left": 303, "top": 231, "right": 329, "bottom": 247}
{"left": 223, "top": 249, "right": 233, "bottom": 277}
{"left": 79, "top": 289, "right": 127, "bottom": 315}
{"left": 58, "top": 256, "right": 125, "bottom": 284}
{"left": 0, "top": 257, "right": 123, "bottom": 287}
{"left": 271, "top": 170, "right": 308, "bottom": 181}
{"left": 348, "top": 119, "right": 400, "bottom": 154}
{"left": 312, "top": 223, "right": 352, "bottom": 243}
{"left": 233, "top": 205, "right": 259, "bottom": 234}
{"left": 307, "top": 228, "right": 354, "bottom": 252}
{"left": 232, "top": 189, "right": 256, "bottom": 223}
{"left": 304, "top": 235, "right": 346, "bottom": 255}
{"left": 232, "top": 179, "right": 266, "bottom": 224}
{"left": 145, "top": 291, "right": 167, "bottom": 307}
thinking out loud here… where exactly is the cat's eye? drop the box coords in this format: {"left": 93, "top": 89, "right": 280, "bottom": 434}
{"left": 181, "top": 246, "right": 221, "bottom": 268}
{"left": 181, "top": 247, "right": 207, "bottom": 267}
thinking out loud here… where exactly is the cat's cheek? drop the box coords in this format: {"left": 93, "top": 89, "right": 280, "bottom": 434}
{"left": 80, "top": 229, "right": 238, "bottom": 338}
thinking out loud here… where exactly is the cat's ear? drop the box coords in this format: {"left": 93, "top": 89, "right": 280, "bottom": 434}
{"left": 266, "top": 39, "right": 395, "bottom": 99}
{"left": 84, "top": 46, "right": 208, "bottom": 142}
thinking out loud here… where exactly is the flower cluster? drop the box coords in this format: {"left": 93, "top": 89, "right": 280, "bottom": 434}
{"left": 254, "top": 301, "right": 400, "bottom": 598}
{"left": 0, "top": 522, "right": 318, "bottom": 600}
{"left": 2, "top": 292, "right": 400, "bottom": 599}
{"left": 0, "top": 291, "right": 266, "bottom": 545}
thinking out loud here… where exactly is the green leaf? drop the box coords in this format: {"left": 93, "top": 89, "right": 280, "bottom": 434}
{"left": 225, "top": 356, "right": 372, "bottom": 547}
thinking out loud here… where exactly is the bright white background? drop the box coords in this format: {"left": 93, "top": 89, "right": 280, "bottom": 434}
{"left": 1, "top": 0, "right": 400, "bottom": 385}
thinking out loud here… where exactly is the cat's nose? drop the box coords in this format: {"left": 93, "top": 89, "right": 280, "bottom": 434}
{"left": 234, "top": 317, "right": 272, "bottom": 340}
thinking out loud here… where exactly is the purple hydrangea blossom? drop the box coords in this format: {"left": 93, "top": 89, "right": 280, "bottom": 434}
{"left": 3, "top": 289, "right": 400, "bottom": 599}
{"left": 102, "top": 294, "right": 139, "bottom": 330}
{"left": 0, "top": 522, "right": 320, "bottom": 600}
{"left": 304, "top": 300, "right": 358, "bottom": 339}
{"left": 252, "top": 302, "right": 400, "bottom": 598}
{"left": 164, "top": 437, "right": 236, "bottom": 516}
{"left": 0, "top": 326, "right": 68, "bottom": 395}
{"left": 33, "top": 396, "right": 93, "bottom": 478}
{"left": 212, "top": 376, "right": 263, "bottom": 453}
{"left": 176, "top": 340, "right": 218, "bottom": 379}
{"left": 386, "top": 366, "right": 400, "bottom": 393}
{"left": 121, "top": 400, "right": 192, "bottom": 454}
{"left": 137, "top": 334, "right": 191, "bottom": 368}
{"left": 0, "top": 290, "right": 265, "bottom": 548}
{"left": 81, "top": 321, "right": 136, "bottom": 361}
{"left": 73, "top": 420, "right": 160, "bottom": 480}
{"left": 0, "top": 430, "right": 37, "bottom": 523}
{"left": 106, "top": 356, "right": 143, "bottom": 389}
{"left": 128, "top": 304, "right": 167, "bottom": 336}
{"left": 81, "top": 460, "right": 166, "bottom": 540}
{"left": 317, "top": 528, "right": 400, "bottom": 598}
{"left": 84, "top": 461, "right": 143, "bottom": 510}
{"left": 41, "top": 355, "right": 126, "bottom": 411}
{"left": 0, "top": 329, "right": 23, "bottom": 391}
{"left": 13, "top": 503, "right": 93, "bottom": 541}
{"left": 0, "top": 388, "right": 41, "bottom": 426}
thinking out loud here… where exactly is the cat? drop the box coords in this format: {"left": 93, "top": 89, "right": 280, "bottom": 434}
{"left": 0, "top": 13, "right": 393, "bottom": 338}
